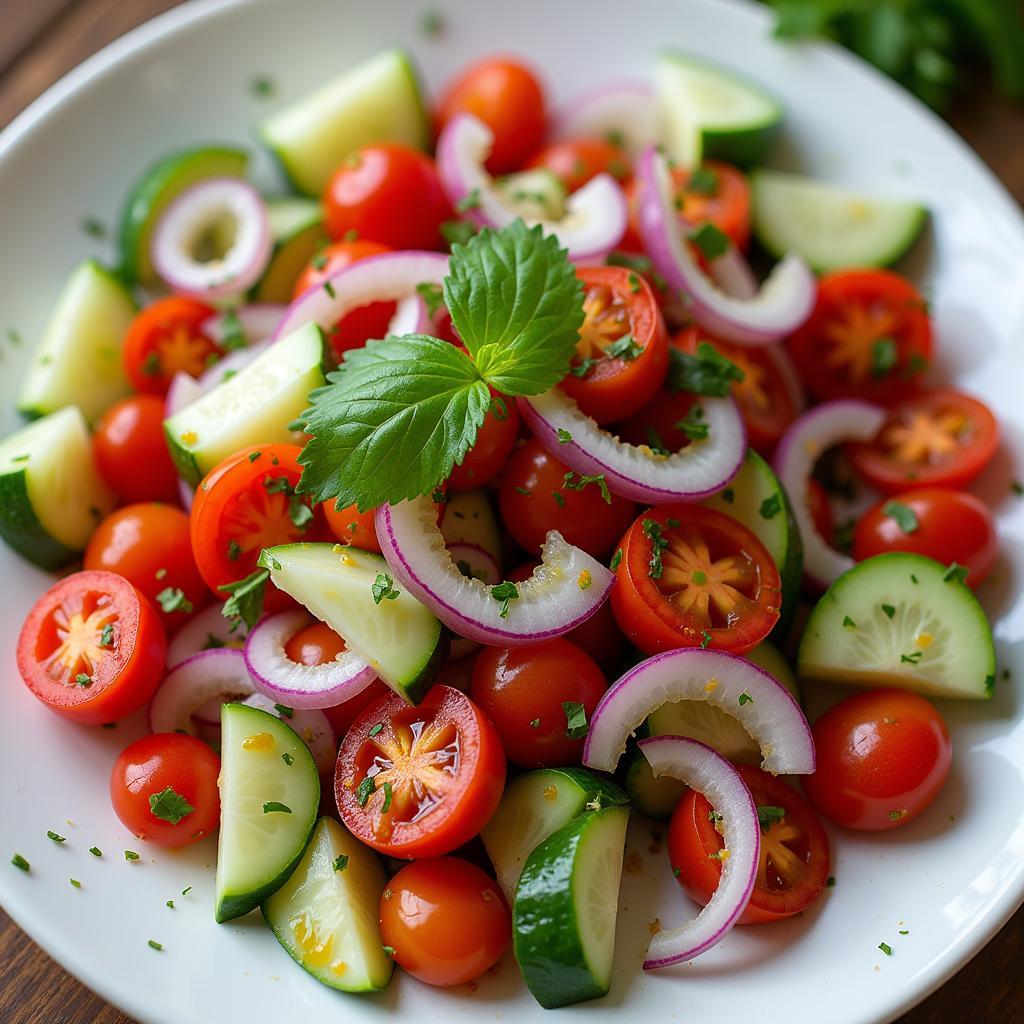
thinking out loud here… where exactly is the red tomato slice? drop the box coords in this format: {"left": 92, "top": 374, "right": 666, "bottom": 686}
{"left": 334, "top": 684, "right": 505, "bottom": 858}
{"left": 525, "top": 137, "right": 630, "bottom": 193}
{"left": 610, "top": 505, "right": 781, "bottom": 655}
{"left": 17, "top": 570, "right": 167, "bottom": 724}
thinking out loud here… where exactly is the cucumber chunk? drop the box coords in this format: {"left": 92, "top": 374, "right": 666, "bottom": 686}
{"left": 262, "top": 816, "right": 393, "bottom": 992}
{"left": 260, "top": 49, "right": 429, "bottom": 197}
{"left": 752, "top": 169, "right": 928, "bottom": 272}
{"left": 798, "top": 553, "right": 996, "bottom": 699}
{"left": 118, "top": 145, "right": 249, "bottom": 286}
{"left": 0, "top": 406, "right": 114, "bottom": 568}
{"left": 164, "top": 322, "right": 332, "bottom": 486}
{"left": 655, "top": 52, "right": 782, "bottom": 168}
{"left": 494, "top": 169, "right": 568, "bottom": 221}
{"left": 481, "top": 768, "right": 627, "bottom": 903}
{"left": 621, "top": 743, "right": 685, "bottom": 819}
{"left": 18, "top": 261, "right": 136, "bottom": 423}
{"left": 259, "top": 543, "right": 448, "bottom": 704}
{"left": 216, "top": 703, "right": 320, "bottom": 922}
{"left": 254, "top": 197, "right": 327, "bottom": 304}
{"left": 513, "top": 805, "right": 629, "bottom": 1009}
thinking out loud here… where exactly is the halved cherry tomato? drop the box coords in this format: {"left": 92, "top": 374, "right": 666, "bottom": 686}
{"left": 610, "top": 504, "right": 781, "bottom": 655}
{"left": 190, "top": 444, "right": 331, "bottom": 611}
{"left": 525, "top": 137, "right": 630, "bottom": 192}
{"left": 669, "top": 764, "right": 831, "bottom": 924}
{"left": 786, "top": 269, "right": 932, "bottom": 405}
{"left": 470, "top": 638, "right": 607, "bottom": 768}
{"left": 379, "top": 857, "right": 510, "bottom": 986}
{"left": 847, "top": 390, "right": 999, "bottom": 494}
{"left": 335, "top": 684, "right": 505, "bottom": 858}
{"left": 557, "top": 266, "right": 669, "bottom": 424}
{"left": 447, "top": 400, "right": 520, "bottom": 490}
{"left": 92, "top": 395, "right": 180, "bottom": 503}
{"left": 321, "top": 501, "right": 382, "bottom": 554}
{"left": 292, "top": 239, "right": 396, "bottom": 360}
{"left": 436, "top": 57, "right": 546, "bottom": 174}
{"left": 323, "top": 144, "right": 451, "bottom": 251}
{"left": 802, "top": 689, "right": 952, "bottom": 831}
{"left": 109, "top": 733, "right": 220, "bottom": 848}
{"left": 122, "top": 296, "right": 220, "bottom": 395}
{"left": 617, "top": 386, "right": 707, "bottom": 456}
{"left": 17, "top": 570, "right": 166, "bottom": 724}
{"left": 853, "top": 488, "right": 997, "bottom": 586}
{"left": 498, "top": 437, "right": 637, "bottom": 558}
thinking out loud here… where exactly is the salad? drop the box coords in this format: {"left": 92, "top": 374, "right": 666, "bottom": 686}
{"left": 1, "top": 42, "right": 1005, "bottom": 1007}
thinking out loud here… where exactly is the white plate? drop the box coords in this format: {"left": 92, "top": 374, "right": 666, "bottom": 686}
{"left": 2, "top": 0, "right": 1024, "bottom": 1021}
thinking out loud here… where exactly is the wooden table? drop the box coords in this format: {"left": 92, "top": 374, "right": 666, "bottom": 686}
{"left": 1, "top": 2, "right": 1023, "bottom": 1022}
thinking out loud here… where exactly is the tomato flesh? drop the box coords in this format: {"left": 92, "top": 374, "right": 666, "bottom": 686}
{"left": 525, "top": 137, "right": 629, "bottom": 193}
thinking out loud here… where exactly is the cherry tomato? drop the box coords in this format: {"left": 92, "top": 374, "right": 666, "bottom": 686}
{"left": 122, "top": 296, "right": 220, "bottom": 395}
{"left": 669, "top": 764, "right": 831, "bottom": 924}
{"left": 807, "top": 478, "right": 834, "bottom": 545}
{"left": 335, "top": 685, "right": 505, "bottom": 858}
{"left": 292, "top": 239, "right": 396, "bottom": 360}
{"left": 526, "top": 137, "right": 630, "bottom": 193}
{"left": 323, "top": 144, "right": 451, "bottom": 251}
{"left": 92, "top": 395, "right": 180, "bottom": 503}
{"left": 847, "top": 390, "right": 999, "bottom": 494}
{"left": 853, "top": 487, "right": 997, "bottom": 586}
{"left": 616, "top": 385, "right": 710, "bottom": 458}
{"left": 321, "top": 501, "right": 382, "bottom": 554}
{"left": 558, "top": 266, "right": 669, "bottom": 424}
{"left": 470, "top": 638, "right": 607, "bottom": 768}
{"left": 109, "top": 733, "right": 220, "bottom": 848}
{"left": 611, "top": 504, "right": 781, "bottom": 655}
{"left": 786, "top": 269, "right": 932, "bottom": 405}
{"left": 498, "top": 438, "right": 637, "bottom": 558}
{"left": 436, "top": 57, "right": 546, "bottom": 174}
{"left": 447, "top": 401, "right": 520, "bottom": 491}
{"left": 190, "top": 444, "right": 330, "bottom": 612}
{"left": 379, "top": 856, "right": 510, "bottom": 986}
{"left": 17, "top": 570, "right": 166, "bottom": 724}
{"left": 802, "top": 689, "right": 952, "bottom": 830}
{"left": 84, "top": 503, "right": 208, "bottom": 632}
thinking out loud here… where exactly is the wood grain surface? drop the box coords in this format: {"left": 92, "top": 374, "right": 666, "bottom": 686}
{"left": 0, "top": 1, "right": 1022, "bottom": 1022}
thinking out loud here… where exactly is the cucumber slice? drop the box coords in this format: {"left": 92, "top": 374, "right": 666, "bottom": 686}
{"left": 254, "top": 197, "right": 328, "bottom": 304}
{"left": 262, "top": 816, "right": 393, "bottom": 992}
{"left": 621, "top": 743, "right": 685, "bottom": 819}
{"left": 260, "top": 49, "right": 429, "bottom": 197}
{"left": 752, "top": 169, "right": 928, "bottom": 272}
{"left": 439, "top": 488, "right": 502, "bottom": 565}
{"left": 494, "top": 169, "right": 568, "bottom": 221}
{"left": 17, "top": 261, "right": 136, "bottom": 423}
{"left": 164, "top": 322, "right": 332, "bottom": 486}
{"left": 216, "top": 703, "right": 320, "bottom": 922}
{"left": 0, "top": 406, "right": 114, "bottom": 568}
{"left": 259, "top": 542, "right": 448, "bottom": 704}
{"left": 481, "top": 768, "right": 627, "bottom": 903}
{"left": 655, "top": 52, "right": 782, "bottom": 168}
{"left": 705, "top": 449, "right": 802, "bottom": 638}
{"left": 799, "top": 553, "right": 995, "bottom": 699}
{"left": 513, "top": 805, "right": 629, "bottom": 1009}
{"left": 118, "top": 145, "right": 249, "bottom": 286}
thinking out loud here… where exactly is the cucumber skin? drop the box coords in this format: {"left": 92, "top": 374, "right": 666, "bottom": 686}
{"left": 0, "top": 470, "right": 78, "bottom": 569}
{"left": 538, "top": 767, "right": 629, "bottom": 809}
{"left": 772, "top": 475, "right": 804, "bottom": 645}
{"left": 702, "top": 124, "right": 779, "bottom": 169}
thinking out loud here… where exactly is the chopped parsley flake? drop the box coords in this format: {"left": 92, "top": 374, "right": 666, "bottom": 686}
{"left": 721, "top": 487, "right": 735, "bottom": 504}
{"left": 1012, "top": 480, "right": 1024, "bottom": 496}
{"left": 513, "top": 485, "right": 532, "bottom": 496}
{"left": 883, "top": 500, "right": 919, "bottom": 533}
{"left": 11, "top": 853, "right": 29, "bottom": 872}
{"left": 148, "top": 939, "right": 163, "bottom": 952}
{"left": 274, "top": 704, "right": 293, "bottom": 719}
{"left": 281, "top": 752, "right": 294, "bottom": 766}
{"left": 333, "top": 855, "right": 349, "bottom": 872}
{"left": 610, "top": 548, "right": 623, "bottom": 571}
{"left": 456, "top": 188, "right": 481, "bottom": 212}
{"left": 227, "top": 539, "right": 241, "bottom": 561}
{"left": 878, "top": 941, "right": 892, "bottom": 956}
{"left": 89, "top": 847, "right": 102, "bottom": 857}
{"left": 371, "top": 572, "right": 400, "bottom": 605}
{"left": 563, "top": 700, "right": 589, "bottom": 739}
{"left": 181, "top": 886, "right": 192, "bottom": 895}
{"left": 700, "top": 630, "right": 712, "bottom": 649}
{"left": 70, "top": 878, "right": 82, "bottom": 889}
{"left": 943, "top": 562, "right": 969, "bottom": 584}
{"left": 881, "top": 603, "right": 896, "bottom": 619}
{"left": 870, "top": 337, "right": 898, "bottom": 378}
{"left": 557, "top": 427, "right": 573, "bottom": 444}
{"left": 675, "top": 403, "right": 709, "bottom": 441}
{"left": 604, "top": 334, "right": 643, "bottom": 362}
{"left": 368, "top": 723, "right": 384, "bottom": 738}
{"left": 826, "top": 876, "right": 836, "bottom": 887}
{"left": 46, "top": 831, "right": 66, "bottom": 843}
{"left": 758, "top": 494, "right": 782, "bottom": 520}
{"left": 530, "top": 718, "right": 541, "bottom": 728}
{"left": 382, "top": 944, "right": 396, "bottom": 958}
{"left": 757, "top": 805, "right": 786, "bottom": 829}
{"left": 262, "top": 801, "right": 292, "bottom": 814}
{"left": 899, "top": 929, "right": 909, "bottom": 935}
{"left": 688, "top": 223, "right": 730, "bottom": 260}
{"left": 842, "top": 615, "right": 857, "bottom": 629}
{"left": 80, "top": 216, "right": 107, "bottom": 238}
{"left": 124, "top": 850, "right": 140, "bottom": 861}
{"left": 563, "top": 471, "right": 611, "bottom": 504}
{"left": 552, "top": 490, "right": 566, "bottom": 507}
{"left": 900, "top": 651, "right": 923, "bottom": 664}
{"left": 490, "top": 581, "right": 520, "bottom": 619}
{"left": 415, "top": 281, "right": 445, "bottom": 316}
{"left": 149, "top": 787, "right": 195, "bottom": 825}
{"left": 687, "top": 165, "right": 720, "bottom": 195}
{"left": 100, "top": 624, "right": 114, "bottom": 647}
{"left": 381, "top": 781, "right": 394, "bottom": 813}
{"left": 642, "top": 519, "right": 669, "bottom": 579}
{"left": 75, "top": 673, "right": 92, "bottom": 688}
{"left": 628, "top": 272, "right": 641, "bottom": 293}
{"left": 355, "top": 775, "right": 376, "bottom": 807}
{"left": 166, "top": 899, "right": 174, "bottom": 909}
{"left": 738, "top": 692, "right": 754, "bottom": 706}
{"left": 156, "top": 587, "right": 194, "bottom": 614}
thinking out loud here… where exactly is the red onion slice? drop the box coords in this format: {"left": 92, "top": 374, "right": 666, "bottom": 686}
{"left": 241, "top": 692, "right": 336, "bottom": 775}
{"left": 707, "top": 243, "right": 758, "bottom": 299}
{"left": 376, "top": 496, "right": 613, "bottom": 646}
{"left": 149, "top": 648, "right": 254, "bottom": 735}
{"left": 773, "top": 399, "right": 886, "bottom": 588}
{"left": 244, "top": 609, "right": 376, "bottom": 710}
{"left": 582, "top": 647, "right": 815, "bottom": 775}
{"left": 389, "top": 293, "right": 431, "bottom": 335}
{"left": 636, "top": 148, "right": 815, "bottom": 345}
{"left": 437, "top": 114, "right": 627, "bottom": 261}
{"left": 519, "top": 387, "right": 745, "bottom": 504}
{"left": 555, "top": 80, "right": 657, "bottom": 157}
{"left": 152, "top": 178, "right": 272, "bottom": 299}
{"left": 638, "top": 736, "right": 759, "bottom": 968}
{"left": 166, "top": 604, "right": 248, "bottom": 668}
{"left": 200, "top": 304, "right": 286, "bottom": 347}
{"left": 165, "top": 371, "right": 203, "bottom": 418}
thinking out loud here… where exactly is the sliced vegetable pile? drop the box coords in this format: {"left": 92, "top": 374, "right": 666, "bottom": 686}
{"left": 3, "top": 39, "right": 1008, "bottom": 1009}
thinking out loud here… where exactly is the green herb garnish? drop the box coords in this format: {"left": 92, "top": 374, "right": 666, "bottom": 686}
{"left": 883, "top": 500, "right": 919, "bottom": 533}
{"left": 562, "top": 700, "right": 589, "bottom": 739}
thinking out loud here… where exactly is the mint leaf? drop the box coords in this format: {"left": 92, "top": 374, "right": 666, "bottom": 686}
{"left": 149, "top": 787, "right": 195, "bottom": 825}
{"left": 443, "top": 220, "right": 584, "bottom": 395}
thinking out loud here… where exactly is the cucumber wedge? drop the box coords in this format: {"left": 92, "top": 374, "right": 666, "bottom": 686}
{"left": 798, "top": 553, "right": 996, "bottom": 699}
{"left": 216, "top": 703, "right": 320, "bottom": 922}
{"left": 752, "top": 169, "right": 928, "bottom": 272}
{"left": 18, "top": 261, "right": 135, "bottom": 423}
{"left": 655, "top": 52, "right": 782, "bottom": 168}
{"left": 482, "top": 768, "right": 628, "bottom": 903}
{"left": 260, "top": 49, "right": 429, "bottom": 197}
{"left": 164, "top": 322, "right": 332, "bottom": 486}
{"left": 118, "top": 145, "right": 249, "bottom": 286}
{"left": 254, "top": 197, "right": 328, "bottom": 304}
{"left": 494, "top": 169, "right": 567, "bottom": 221}
{"left": 258, "top": 543, "right": 448, "bottom": 704}
{"left": 513, "top": 805, "right": 629, "bottom": 1009}
{"left": 262, "top": 816, "right": 393, "bottom": 992}
{"left": 0, "top": 406, "right": 114, "bottom": 568}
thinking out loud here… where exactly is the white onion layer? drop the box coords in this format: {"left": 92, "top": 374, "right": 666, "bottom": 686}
{"left": 149, "top": 648, "right": 254, "bottom": 735}
{"left": 555, "top": 80, "right": 657, "bottom": 156}
{"left": 200, "top": 304, "right": 285, "bottom": 347}
{"left": 166, "top": 604, "right": 247, "bottom": 668}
